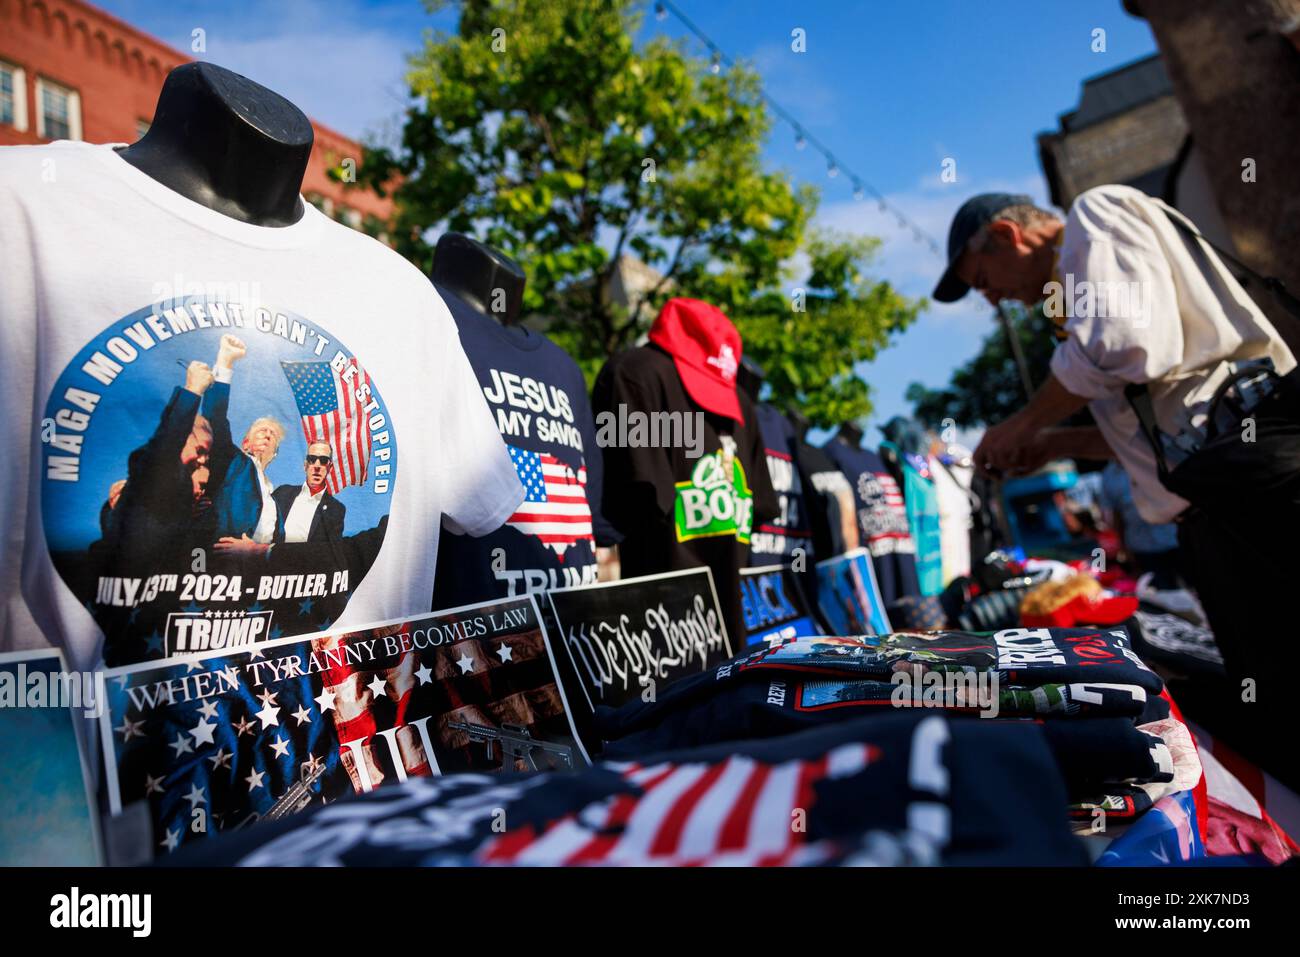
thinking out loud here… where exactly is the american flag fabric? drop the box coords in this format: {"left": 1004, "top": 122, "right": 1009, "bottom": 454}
{"left": 176, "top": 712, "right": 1091, "bottom": 866}
{"left": 101, "top": 597, "right": 584, "bottom": 857}
{"left": 281, "top": 359, "right": 372, "bottom": 494}
{"left": 506, "top": 445, "right": 593, "bottom": 559}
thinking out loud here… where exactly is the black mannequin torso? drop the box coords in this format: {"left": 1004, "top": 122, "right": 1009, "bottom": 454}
{"left": 431, "top": 233, "right": 526, "bottom": 326}
{"left": 115, "top": 62, "right": 312, "bottom": 227}
{"left": 736, "top": 356, "right": 765, "bottom": 406}
{"left": 835, "top": 422, "right": 864, "bottom": 447}
{"left": 786, "top": 408, "right": 810, "bottom": 441}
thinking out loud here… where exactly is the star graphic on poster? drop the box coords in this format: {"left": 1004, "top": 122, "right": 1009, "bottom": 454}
{"left": 270, "top": 735, "right": 291, "bottom": 759}
{"left": 145, "top": 632, "right": 164, "bottom": 654}
{"left": 269, "top": 625, "right": 285, "bottom": 640}
{"left": 208, "top": 748, "right": 232, "bottom": 770}
{"left": 292, "top": 705, "right": 313, "bottom": 726}
{"left": 456, "top": 652, "right": 475, "bottom": 675}
{"left": 182, "top": 600, "right": 202, "bottom": 615}
{"left": 248, "top": 602, "right": 264, "bottom": 614}
{"left": 367, "top": 674, "right": 388, "bottom": 700}
{"left": 314, "top": 688, "right": 337, "bottom": 713}
{"left": 116, "top": 717, "right": 145, "bottom": 741}
{"left": 143, "top": 773, "right": 165, "bottom": 796}
{"left": 256, "top": 701, "right": 280, "bottom": 730}
{"left": 415, "top": 663, "right": 433, "bottom": 686}
{"left": 233, "top": 716, "right": 256, "bottom": 738}
{"left": 160, "top": 827, "right": 181, "bottom": 853}
{"left": 299, "top": 597, "right": 314, "bottom": 615}
{"left": 318, "top": 617, "right": 333, "bottom": 630}
{"left": 184, "top": 783, "right": 206, "bottom": 809}
{"left": 257, "top": 688, "right": 278, "bottom": 708}
{"left": 183, "top": 656, "right": 205, "bottom": 673}
{"left": 304, "top": 752, "right": 324, "bottom": 777}
{"left": 220, "top": 666, "right": 240, "bottom": 688}
{"left": 496, "top": 642, "right": 514, "bottom": 663}
{"left": 248, "top": 643, "right": 266, "bottom": 660}
{"left": 190, "top": 719, "right": 217, "bottom": 747}
{"left": 198, "top": 699, "right": 220, "bottom": 721}
{"left": 245, "top": 768, "right": 266, "bottom": 791}
{"left": 169, "top": 733, "right": 193, "bottom": 758}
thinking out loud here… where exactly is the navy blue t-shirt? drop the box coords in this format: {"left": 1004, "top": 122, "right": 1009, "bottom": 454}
{"left": 432, "top": 287, "right": 618, "bottom": 608}
{"left": 822, "top": 439, "right": 921, "bottom": 605}
{"left": 749, "top": 404, "right": 813, "bottom": 566}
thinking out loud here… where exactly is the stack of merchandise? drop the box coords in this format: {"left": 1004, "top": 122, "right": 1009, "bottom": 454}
{"left": 591, "top": 628, "right": 1206, "bottom": 861}
{"left": 174, "top": 710, "right": 1088, "bottom": 867}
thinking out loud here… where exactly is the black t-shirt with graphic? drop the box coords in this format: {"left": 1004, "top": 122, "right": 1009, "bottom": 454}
{"left": 432, "top": 287, "right": 618, "bottom": 609}
{"left": 749, "top": 404, "right": 814, "bottom": 566}
{"left": 823, "top": 439, "right": 921, "bottom": 604}
{"left": 592, "top": 344, "right": 779, "bottom": 648}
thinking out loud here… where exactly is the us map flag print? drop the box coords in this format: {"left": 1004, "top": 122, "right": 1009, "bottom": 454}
{"left": 99, "top": 596, "right": 587, "bottom": 857}
{"left": 506, "top": 445, "right": 594, "bottom": 559}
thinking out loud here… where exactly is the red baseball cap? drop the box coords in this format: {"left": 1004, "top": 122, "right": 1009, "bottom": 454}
{"left": 648, "top": 298, "right": 745, "bottom": 424}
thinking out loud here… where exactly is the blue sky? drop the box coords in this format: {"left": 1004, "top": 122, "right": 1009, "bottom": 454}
{"left": 96, "top": 0, "right": 1159, "bottom": 438}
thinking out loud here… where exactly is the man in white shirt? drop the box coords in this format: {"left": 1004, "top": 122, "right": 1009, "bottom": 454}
{"left": 932, "top": 187, "right": 1298, "bottom": 783}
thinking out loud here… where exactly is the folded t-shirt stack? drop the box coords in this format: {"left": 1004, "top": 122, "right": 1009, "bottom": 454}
{"left": 594, "top": 628, "right": 1184, "bottom": 832}
{"left": 168, "top": 711, "right": 1088, "bottom": 867}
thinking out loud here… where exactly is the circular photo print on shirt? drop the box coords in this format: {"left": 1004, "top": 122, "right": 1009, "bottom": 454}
{"left": 40, "top": 299, "right": 397, "bottom": 666}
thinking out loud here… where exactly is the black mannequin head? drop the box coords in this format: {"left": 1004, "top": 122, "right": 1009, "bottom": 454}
{"left": 431, "top": 233, "right": 526, "bottom": 326}
{"left": 736, "top": 355, "right": 765, "bottom": 404}
{"left": 836, "top": 421, "right": 864, "bottom": 447}
{"left": 115, "top": 62, "right": 312, "bottom": 227}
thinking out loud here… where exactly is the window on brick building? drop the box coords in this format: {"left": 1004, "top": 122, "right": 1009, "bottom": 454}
{"left": 35, "top": 77, "right": 81, "bottom": 141}
{"left": 1, "top": 61, "right": 28, "bottom": 131}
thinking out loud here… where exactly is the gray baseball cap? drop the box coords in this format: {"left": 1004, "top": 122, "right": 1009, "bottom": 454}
{"left": 932, "top": 192, "right": 1034, "bottom": 302}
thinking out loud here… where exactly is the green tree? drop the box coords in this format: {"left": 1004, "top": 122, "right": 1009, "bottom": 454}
{"left": 906, "top": 302, "right": 1059, "bottom": 429}
{"left": 354, "top": 0, "right": 920, "bottom": 426}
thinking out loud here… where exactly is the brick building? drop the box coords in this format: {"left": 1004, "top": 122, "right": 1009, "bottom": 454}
{"left": 0, "top": 0, "right": 392, "bottom": 234}
{"left": 1036, "top": 54, "right": 1188, "bottom": 211}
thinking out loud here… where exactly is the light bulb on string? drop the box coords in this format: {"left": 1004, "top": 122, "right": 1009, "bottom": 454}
{"left": 794, "top": 129, "right": 807, "bottom": 150}
{"left": 710, "top": 51, "right": 722, "bottom": 74}
{"left": 852, "top": 181, "right": 864, "bottom": 201}
{"left": 827, "top": 160, "right": 839, "bottom": 179}
{"left": 655, "top": 2, "right": 667, "bottom": 21}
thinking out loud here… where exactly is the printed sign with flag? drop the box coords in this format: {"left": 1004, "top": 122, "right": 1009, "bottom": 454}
{"left": 99, "top": 596, "right": 588, "bottom": 858}
{"left": 281, "top": 359, "right": 372, "bottom": 493}
{"left": 506, "top": 444, "right": 593, "bottom": 559}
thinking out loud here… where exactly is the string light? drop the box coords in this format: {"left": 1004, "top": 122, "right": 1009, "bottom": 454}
{"left": 651, "top": 0, "right": 940, "bottom": 253}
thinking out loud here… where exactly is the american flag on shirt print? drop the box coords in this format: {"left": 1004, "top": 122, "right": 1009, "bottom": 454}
{"left": 281, "top": 359, "right": 373, "bottom": 494}
{"left": 506, "top": 445, "right": 594, "bottom": 559}
{"left": 474, "top": 742, "right": 881, "bottom": 866}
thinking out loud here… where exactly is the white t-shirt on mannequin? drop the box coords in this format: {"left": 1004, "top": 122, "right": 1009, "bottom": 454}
{"left": 0, "top": 140, "right": 524, "bottom": 672}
